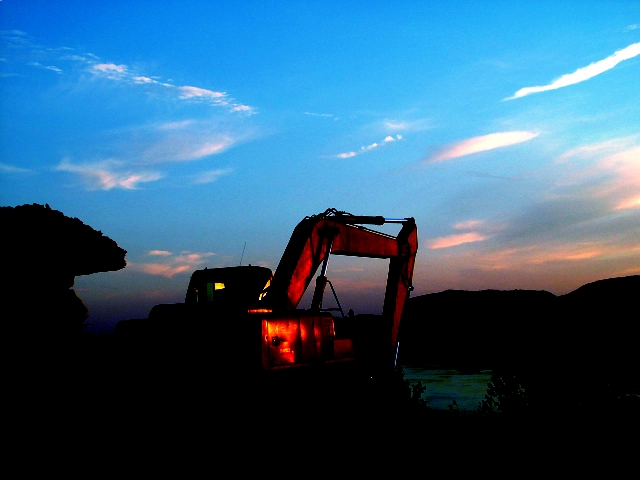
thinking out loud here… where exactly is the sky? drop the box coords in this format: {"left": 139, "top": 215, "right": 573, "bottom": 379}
{"left": 1, "top": 1, "right": 639, "bottom": 332}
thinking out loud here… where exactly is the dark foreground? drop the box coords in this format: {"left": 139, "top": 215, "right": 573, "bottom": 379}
{"left": 9, "top": 330, "right": 638, "bottom": 460}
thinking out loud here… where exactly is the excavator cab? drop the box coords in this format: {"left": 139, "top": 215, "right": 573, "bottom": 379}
{"left": 185, "top": 265, "right": 272, "bottom": 310}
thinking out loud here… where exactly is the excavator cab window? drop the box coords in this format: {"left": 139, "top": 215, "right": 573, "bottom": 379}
{"left": 204, "top": 282, "right": 225, "bottom": 302}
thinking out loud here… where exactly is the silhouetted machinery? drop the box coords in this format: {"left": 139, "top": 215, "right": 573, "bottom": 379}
{"left": 121, "top": 209, "right": 417, "bottom": 373}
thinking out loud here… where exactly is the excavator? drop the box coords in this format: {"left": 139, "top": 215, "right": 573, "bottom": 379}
{"left": 116, "top": 209, "right": 418, "bottom": 375}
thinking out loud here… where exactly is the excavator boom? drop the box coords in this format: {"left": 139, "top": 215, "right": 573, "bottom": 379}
{"left": 267, "top": 209, "right": 418, "bottom": 356}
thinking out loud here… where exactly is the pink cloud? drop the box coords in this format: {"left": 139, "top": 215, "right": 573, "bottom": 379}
{"left": 560, "top": 142, "right": 640, "bottom": 211}
{"left": 56, "top": 159, "right": 163, "bottom": 190}
{"left": 615, "top": 195, "right": 640, "bottom": 211}
{"left": 138, "top": 263, "right": 192, "bottom": 278}
{"left": 128, "top": 251, "right": 216, "bottom": 278}
{"left": 462, "top": 242, "right": 620, "bottom": 271}
{"left": 428, "top": 232, "right": 486, "bottom": 249}
{"left": 430, "top": 131, "right": 539, "bottom": 163}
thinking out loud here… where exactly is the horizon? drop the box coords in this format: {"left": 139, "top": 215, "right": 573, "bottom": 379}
{"left": 1, "top": 2, "right": 639, "bottom": 332}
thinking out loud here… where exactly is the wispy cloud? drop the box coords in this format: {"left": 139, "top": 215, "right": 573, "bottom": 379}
{"left": 505, "top": 42, "right": 640, "bottom": 100}
{"left": 55, "top": 120, "right": 245, "bottom": 188}
{"left": 133, "top": 75, "right": 154, "bottom": 84}
{"left": 453, "top": 220, "right": 485, "bottom": 230}
{"left": 0, "top": 162, "right": 32, "bottom": 174}
{"left": 56, "top": 159, "right": 163, "bottom": 190}
{"left": 331, "top": 134, "right": 403, "bottom": 159}
{"left": 129, "top": 251, "right": 216, "bottom": 278}
{"left": 305, "top": 112, "right": 333, "bottom": 118}
{"left": 136, "top": 124, "right": 240, "bottom": 164}
{"left": 553, "top": 139, "right": 640, "bottom": 214}
{"left": 428, "top": 131, "right": 539, "bottom": 163}
{"left": 28, "top": 61, "right": 63, "bottom": 74}
{"left": 428, "top": 232, "right": 487, "bottom": 249}
{"left": 192, "top": 168, "right": 232, "bottom": 185}
{"left": 1, "top": 30, "right": 255, "bottom": 114}
{"left": 383, "top": 118, "right": 431, "bottom": 132}
{"left": 556, "top": 135, "right": 638, "bottom": 163}
{"left": 427, "top": 219, "right": 493, "bottom": 249}
{"left": 148, "top": 250, "right": 172, "bottom": 256}
{"left": 624, "top": 24, "right": 639, "bottom": 32}
{"left": 178, "top": 85, "right": 226, "bottom": 101}
{"left": 88, "top": 62, "right": 255, "bottom": 113}
{"left": 615, "top": 195, "right": 640, "bottom": 211}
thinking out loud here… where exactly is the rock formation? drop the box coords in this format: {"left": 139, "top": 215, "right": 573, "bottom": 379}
{"left": 1, "top": 203, "right": 127, "bottom": 338}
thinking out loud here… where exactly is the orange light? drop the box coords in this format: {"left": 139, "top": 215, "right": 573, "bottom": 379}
{"left": 248, "top": 308, "right": 272, "bottom": 314}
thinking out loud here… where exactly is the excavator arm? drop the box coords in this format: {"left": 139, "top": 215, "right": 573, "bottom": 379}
{"left": 267, "top": 209, "right": 418, "bottom": 356}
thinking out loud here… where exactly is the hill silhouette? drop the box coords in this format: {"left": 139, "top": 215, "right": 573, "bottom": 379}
{"left": 399, "top": 275, "right": 639, "bottom": 418}
{"left": 398, "top": 275, "right": 639, "bottom": 370}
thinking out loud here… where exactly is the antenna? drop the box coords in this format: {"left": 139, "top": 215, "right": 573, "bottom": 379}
{"left": 239, "top": 242, "right": 247, "bottom": 266}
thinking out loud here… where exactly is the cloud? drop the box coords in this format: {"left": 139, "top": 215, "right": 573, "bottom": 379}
{"left": 28, "top": 62, "right": 63, "bottom": 74}
{"left": 428, "top": 232, "right": 487, "bottom": 249}
{"left": 383, "top": 119, "right": 431, "bottom": 132}
{"left": 134, "top": 263, "right": 192, "bottom": 278}
{"left": 3, "top": 32, "right": 255, "bottom": 114}
{"left": 305, "top": 112, "right": 333, "bottom": 117}
{"left": 133, "top": 76, "right": 154, "bottom": 84}
{"left": 178, "top": 85, "right": 226, "bottom": 100}
{"left": 474, "top": 243, "right": 607, "bottom": 268}
{"left": 129, "top": 251, "right": 216, "bottom": 278}
{"left": 92, "top": 63, "right": 128, "bottom": 79}
{"left": 56, "top": 159, "right": 163, "bottom": 190}
{"left": 86, "top": 60, "right": 254, "bottom": 113}
{"left": 624, "top": 24, "right": 639, "bottom": 32}
{"left": 421, "top": 139, "right": 640, "bottom": 292}
{"left": 615, "top": 196, "right": 640, "bottom": 211}
{"left": 556, "top": 135, "right": 638, "bottom": 163}
{"left": 0, "top": 162, "right": 31, "bottom": 174}
{"left": 187, "top": 142, "right": 233, "bottom": 159}
{"left": 192, "top": 168, "right": 232, "bottom": 185}
{"left": 148, "top": 250, "right": 172, "bottom": 256}
{"left": 453, "top": 220, "right": 485, "bottom": 230}
{"left": 331, "top": 135, "right": 403, "bottom": 159}
{"left": 157, "top": 120, "right": 194, "bottom": 130}
{"left": 505, "top": 42, "right": 640, "bottom": 100}
{"left": 429, "top": 131, "right": 539, "bottom": 163}
{"left": 137, "top": 126, "right": 239, "bottom": 163}
{"left": 552, "top": 141, "right": 640, "bottom": 214}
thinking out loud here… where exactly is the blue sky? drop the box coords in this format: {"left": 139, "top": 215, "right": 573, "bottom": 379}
{"left": 1, "top": 1, "right": 639, "bottom": 331}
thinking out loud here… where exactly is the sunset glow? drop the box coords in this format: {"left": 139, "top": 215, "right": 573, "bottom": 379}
{"left": 1, "top": 2, "right": 639, "bottom": 330}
